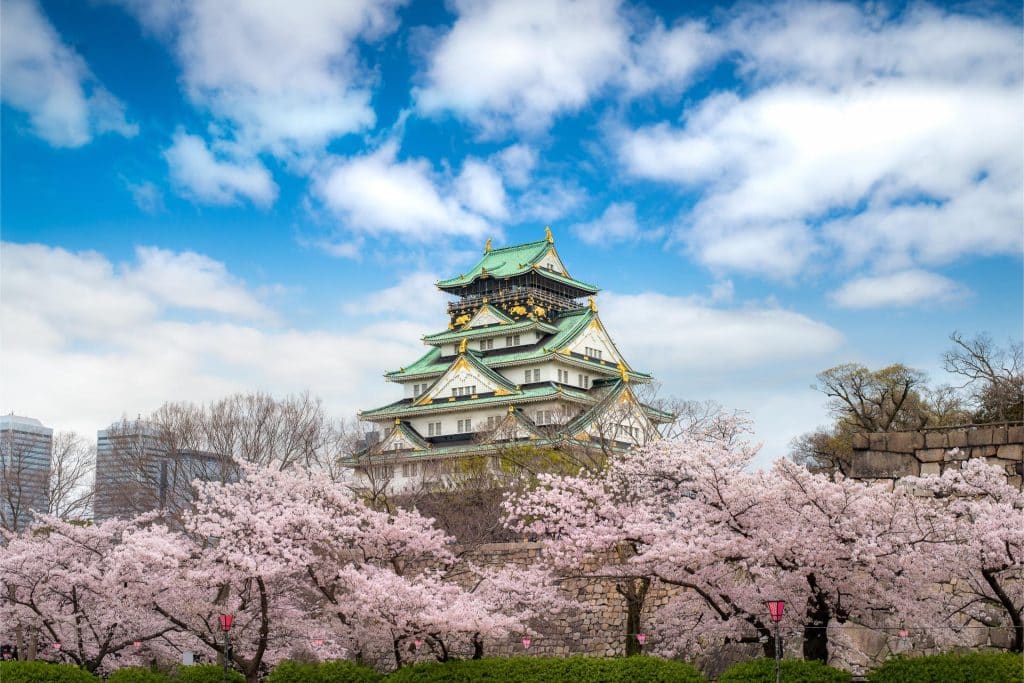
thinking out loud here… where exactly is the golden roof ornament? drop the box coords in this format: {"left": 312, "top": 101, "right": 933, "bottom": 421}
{"left": 617, "top": 361, "right": 629, "bottom": 382}
{"left": 484, "top": 238, "right": 492, "bottom": 252}
{"left": 458, "top": 338, "right": 468, "bottom": 354}
{"left": 508, "top": 405, "right": 515, "bottom": 414}
{"left": 588, "top": 296, "right": 597, "bottom": 312}
{"left": 395, "top": 418, "right": 401, "bottom": 425}
{"left": 545, "top": 226, "right": 553, "bottom": 243}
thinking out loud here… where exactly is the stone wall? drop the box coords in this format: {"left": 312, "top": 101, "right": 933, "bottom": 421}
{"left": 453, "top": 542, "right": 679, "bottom": 658}
{"left": 849, "top": 422, "right": 1024, "bottom": 487}
{"left": 407, "top": 424, "right": 1023, "bottom": 675}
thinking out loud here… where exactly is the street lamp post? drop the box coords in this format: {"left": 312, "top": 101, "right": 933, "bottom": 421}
{"left": 218, "top": 614, "right": 234, "bottom": 683}
{"left": 766, "top": 600, "right": 785, "bottom": 683}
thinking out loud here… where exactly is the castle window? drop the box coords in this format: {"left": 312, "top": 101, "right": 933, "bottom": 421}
{"left": 505, "top": 334, "right": 521, "bottom": 347}
{"left": 427, "top": 422, "right": 441, "bottom": 436}
{"left": 536, "top": 410, "right": 553, "bottom": 425}
{"left": 585, "top": 347, "right": 602, "bottom": 359}
{"left": 479, "top": 338, "right": 494, "bottom": 350}
{"left": 457, "top": 418, "right": 472, "bottom": 433}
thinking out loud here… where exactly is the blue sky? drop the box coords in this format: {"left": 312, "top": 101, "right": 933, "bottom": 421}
{"left": 2, "top": 0, "right": 1021, "bottom": 462}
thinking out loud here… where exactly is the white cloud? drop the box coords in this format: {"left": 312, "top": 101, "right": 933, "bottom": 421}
{"left": 622, "top": 19, "right": 721, "bottom": 96}
{"left": 601, "top": 291, "right": 843, "bottom": 371}
{"left": 312, "top": 143, "right": 493, "bottom": 241}
{"left": 831, "top": 269, "right": 969, "bottom": 309}
{"left": 456, "top": 160, "right": 509, "bottom": 220}
{"left": 125, "top": 247, "right": 275, "bottom": 320}
{"left": 123, "top": 179, "right": 165, "bottom": 214}
{"left": 0, "top": 0, "right": 136, "bottom": 147}
{"left": 114, "top": 0, "right": 405, "bottom": 158}
{"left": 0, "top": 242, "right": 422, "bottom": 437}
{"left": 495, "top": 144, "right": 537, "bottom": 187}
{"left": 570, "top": 202, "right": 655, "bottom": 246}
{"left": 618, "top": 3, "right": 1023, "bottom": 280}
{"left": 415, "top": 0, "right": 721, "bottom": 134}
{"left": 342, "top": 272, "right": 448, "bottom": 324}
{"left": 164, "top": 130, "right": 278, "bottom": 206}
{"left": 416, "top": 0, "right": 627, "bottom": 132}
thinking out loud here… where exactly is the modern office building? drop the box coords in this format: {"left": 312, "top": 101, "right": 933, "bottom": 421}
{"left": 94, "top": 419, "right": 228, "bottom": 520}
{"left": 0, "top": 414, "right": 53, "bottom": 530}
{"left": 355, "top": 229, "right": 671, "bottom": 489}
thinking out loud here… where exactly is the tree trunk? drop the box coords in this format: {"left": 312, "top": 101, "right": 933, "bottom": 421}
{"left": 472, "top": 633, "right": 484, "bottom": 659}
{"left": 616, "top": 577, "right": 650, "bottom": 656}
{"left": 982, "top": 568, "right": 1023, "bottom": 653}
{"left": 803, "top": 575, "right": 832, "bottom": 662}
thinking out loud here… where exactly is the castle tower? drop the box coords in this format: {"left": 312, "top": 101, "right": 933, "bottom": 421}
{"left": 356, "top": 230, "right": 670, "bottom": 486}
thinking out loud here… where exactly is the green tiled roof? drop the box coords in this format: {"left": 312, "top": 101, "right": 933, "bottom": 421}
{"left": 386, "top": 307, "right": 652, "bottom": 382}
{"left": 437, "top": 239, "right": 598, "bottom": 294}
{"left": 360, "top": 383, "right": 594, "bottom": 419}
{"left": 422, "top": 319, "right": 559, "bottom": 344}
{"left": 385, "top": 346, "right": 444, "bottom": 378}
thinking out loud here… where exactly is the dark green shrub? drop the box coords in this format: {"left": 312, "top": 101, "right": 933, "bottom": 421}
{"left": 266, "top": 661, "right": 320, "bottom": 683}
{"left": 384, "top": 656, "right": 704, "bottom": 682}
{"left": 174, "top": 663, "right": 245, "bottom": 683}
{"left": 108, "top": 667, "right": 172, "bottom": 683}
{"left": 867, "top": 651, "right": 1024, "bottom": 683}
{"left": 718, "top": 658, "right": 852, "bottom": 683}
{"left": 0, "top": 660, "right": 100, "bottom": 683}
{"left": 319, "top": 660, "right": 384, "bottom": 682}
{"left": 267, "top": 660, "right": 382, "bottom": 683}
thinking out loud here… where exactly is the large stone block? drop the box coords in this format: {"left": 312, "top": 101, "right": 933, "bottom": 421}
{"left": 997, "top": 444, "right": 1023, "bottom": 461}
{"left": 919, "top": 462, "right": 942, "bottom": 477}
{"left": 924, "top": 431, "right": 949, "bottom": 448}
{"left": 851, "top": 433, "right": 869, "bottom": 450}
{"left": 1008, "top": 425, "right": 1024, "bottom": 444}
{"left": 917, "top": 448, "right": 947, "bottom": 463}
{"left": 947, "top": 429, "right": 969, "bottom": 448}
{"left": 869, "top": 433, "right": 888, "bottom": 450}
{"left": 851, "top": 451, "right": 920, "bottom": 478}
{"left": 887, "top": 431, "right": 924, "bottom": 453}
{"left": 967, "top": 427, "right": 994, "bottom": 446}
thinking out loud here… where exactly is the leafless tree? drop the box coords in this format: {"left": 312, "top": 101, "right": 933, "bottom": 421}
{"left": 93, "top": 392, "right": 347, "bottom": 523}
{"left": 1, "top": 430, "right": 93, "bottom": 531}
{"left": 46, "top": 432, "right": 94, "bottom": 521}
{"left": 943, "top": 332, "right": 1023, "bottom": 422}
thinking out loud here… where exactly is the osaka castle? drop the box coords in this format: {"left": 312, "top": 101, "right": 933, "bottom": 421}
{"left": 356, "top": 229, "right": 671, "bottom": 487}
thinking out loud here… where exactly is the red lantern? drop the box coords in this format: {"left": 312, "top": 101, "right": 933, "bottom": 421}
{"left": 218, "top": 614, "right": 234, "bottom": 632}
{"left": 767, "top": 600, "right": 785, "bottom": 623}
{"left": 898, "top": 629, "right": 909, "bottom": 638}
{"left": 133, "top": 641, "right": 142, "bottom": 649}
{"left": 636, "top": 633, "right": 647, "bottom": 645}
{"left": 51, "top": 642, "right": 62, "bottom": 651}
{"left": 521, "top": 637, "right": 532, "bottom": 649}
{"left": 311, "top": 638, "right": 324, "bottom": 648}
{"left": 414, "top": 638, "right": 423, "bottom": 649}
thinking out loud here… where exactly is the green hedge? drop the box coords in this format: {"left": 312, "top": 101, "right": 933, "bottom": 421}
{"left": 385, "top": 656, "right": 705, "bottom": 682}
{"left": 174, "top": 664, "right": 245, "bottom": 683}
{"left": 267, "top": 660, "right": 382, "bottom": 683}
{"left": 108, "top": 668, "right": 172, "bottom": 683}
{"left": 719, "top": 658, "right": 852, "bottom": 683}
{"left": 0, "top": 661, "right": 100, "bottom": 683}
{"left": 867, "top": 652, "right": 1024, "bottom": 683}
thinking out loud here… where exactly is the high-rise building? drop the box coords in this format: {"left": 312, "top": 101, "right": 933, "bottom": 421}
{"left": 0, "top": 414, "right": 53, "bottom": 530}
{"left": 94, "top": 419, "right": 228, "bottom": 521}
{"left": 356, "top": 230, "right": 671, "bottom": 488}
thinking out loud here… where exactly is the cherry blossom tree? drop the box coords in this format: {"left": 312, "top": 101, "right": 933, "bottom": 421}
{"left": 0, "top": 515, "right": 181, "bottom": 673}
{"left": 506, "top": 428, "right": 952, "bottom": 662}
{"left": 147, "top": 465, "right": 558, "bottom": 676}
{"left": 903, "top": 458, "right": 1024, "bottom": 652}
